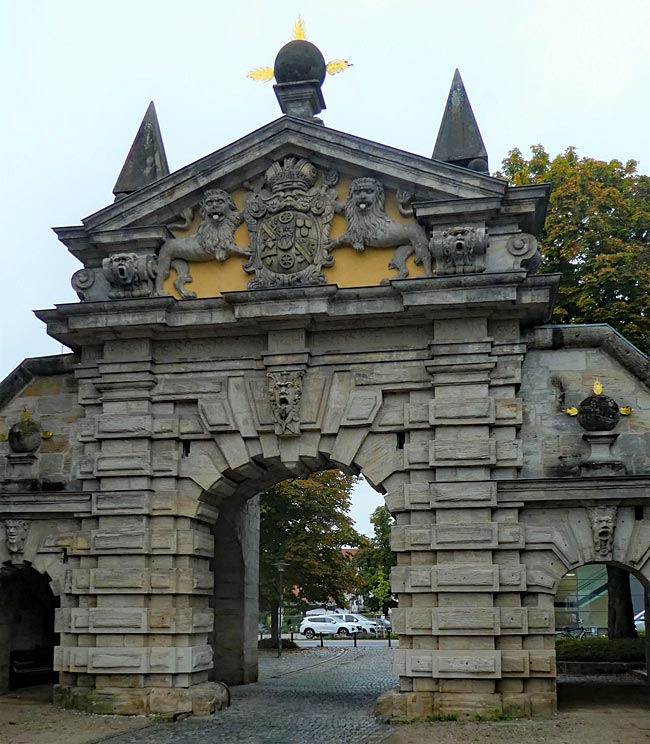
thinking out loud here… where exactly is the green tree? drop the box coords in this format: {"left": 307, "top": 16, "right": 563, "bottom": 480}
{"left": 498, "top": 145, "right": 650, "bottom": 352}
{"left": 259, "top": 470, "right": 362, "bottom": 641}
{"left": 356, "top": 506, "right": 397, "bottom": 616}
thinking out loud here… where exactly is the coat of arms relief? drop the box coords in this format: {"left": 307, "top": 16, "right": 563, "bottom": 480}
{"left": 95, "top": 157, "right": 437, "bottom": 300}
{"left": 242, "top": 157, "right": 338, "bottom": 289}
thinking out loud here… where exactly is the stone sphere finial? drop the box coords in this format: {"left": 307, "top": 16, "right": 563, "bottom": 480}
{"left": 274, "top": 40, "right": 327, "bottom": 85}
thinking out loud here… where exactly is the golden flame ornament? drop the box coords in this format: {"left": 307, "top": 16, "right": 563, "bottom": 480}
{"left": 246, "top": 16, "right": 352, "bottom": 82}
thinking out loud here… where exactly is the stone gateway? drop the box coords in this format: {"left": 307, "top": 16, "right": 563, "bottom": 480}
{"left": 1, "top": 42, "right": 650, "bottom": 721}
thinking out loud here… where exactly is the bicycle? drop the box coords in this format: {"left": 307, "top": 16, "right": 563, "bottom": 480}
{"left": 555, "top": 624, "right": 588, "bottom": 639}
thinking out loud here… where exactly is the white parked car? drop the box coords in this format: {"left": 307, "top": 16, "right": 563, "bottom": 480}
{"left": 634, "top": 610, "right": 645, "bottom": 632}
{"left": 299, "top": 615, "right": 362, "bottom": 639}
{"left": 329, "top": 612, "right": 377, "bottom": 635}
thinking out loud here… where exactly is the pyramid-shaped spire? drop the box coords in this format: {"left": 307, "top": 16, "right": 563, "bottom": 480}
{"left": 113, "top": 102, "right": 170, "bottom": 200}
{"left": 432, "top": 70, "right": 488, "bottom": 174}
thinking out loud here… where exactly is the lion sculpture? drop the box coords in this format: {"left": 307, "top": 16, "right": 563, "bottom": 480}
{"left": 156, "top": 189, "right": 248, "bottom": 298}
{"left": 328, "top": 177, "right": 431, "bottom": 282}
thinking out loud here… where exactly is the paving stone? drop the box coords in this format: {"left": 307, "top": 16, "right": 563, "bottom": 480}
{"left": 100, "top": 647, "right": 397, "bottom": 744}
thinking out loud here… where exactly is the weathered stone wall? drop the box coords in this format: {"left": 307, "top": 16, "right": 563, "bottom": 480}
{"left": 4, "top": 116, "right": 650, "bottom": 720}
{"left": 0, "top": 355, "right": 82, "bottom": 489}
{"left": 520, "top": 325, "right": 650, "bottom": 479}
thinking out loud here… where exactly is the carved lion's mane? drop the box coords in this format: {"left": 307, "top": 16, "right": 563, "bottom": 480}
{"left": 196, "top": 191, "right": 242, "bottom": 260}
{"left": 155, "top": 188, "right": 246, "bottom": 298}
{"left": 342, "top": 178, "right": 392, "bottom": 247}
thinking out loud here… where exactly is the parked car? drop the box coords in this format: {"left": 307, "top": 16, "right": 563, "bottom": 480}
{"left": 634, "top": 610, "right": 645, "bottom": 632}
{"left": 299, "top": 615, "right": 362, "bottom": 639}
{"left": 375, "top": 616, "right": 392, "bottom": 634}
{"left": 329, "top": 612, "right": 377, "bottom": 635}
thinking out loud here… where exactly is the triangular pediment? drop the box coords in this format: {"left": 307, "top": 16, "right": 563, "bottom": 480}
{"left": 81, "top": 116, "right": 507, "bottom": 233}
{"left": 57, "top": 115, "right": 548, "bottom": 301}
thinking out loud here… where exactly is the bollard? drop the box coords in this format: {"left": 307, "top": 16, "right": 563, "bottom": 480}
{"left": 291, "top": 630, "right": 294, "bottom": 643}
{"left": 388, "top": 632, "right": 392, "bottom": 647}
{"left": 320, "top": 633, "right": 324, "bottom": 647}
{"left": 353, "top": 632, "right": 357, "bottom": 647}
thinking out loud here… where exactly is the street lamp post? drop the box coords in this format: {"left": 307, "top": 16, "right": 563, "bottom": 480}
{"left": 275, "top": 560, "right": 288, "bottom": 658}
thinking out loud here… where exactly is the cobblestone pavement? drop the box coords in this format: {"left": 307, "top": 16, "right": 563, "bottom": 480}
{"left": 101, "top": 647, "right": 398, "bottom": 744}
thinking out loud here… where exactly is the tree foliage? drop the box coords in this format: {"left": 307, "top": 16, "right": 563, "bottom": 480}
{"left": 498, "top": 145, "right": 650, "bottom": 352}
{"left": 500, "top": 146, "right": 649, "bottom": 636}
{"left": 258, "top": 470, "right": 362, "bottom": 619}
{"left": 355, "top": 506, "right": 397, "bottom": 615}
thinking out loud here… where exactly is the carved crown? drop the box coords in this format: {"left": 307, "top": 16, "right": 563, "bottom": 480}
{"left": 265, "top": 157, "right": 318, "bottom": 193}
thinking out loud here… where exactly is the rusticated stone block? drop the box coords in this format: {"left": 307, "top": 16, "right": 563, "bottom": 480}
{"left": 66, "top": 568, "right": 212, "bottom": 594}
{"left": 429, "top": 397, "right": 494, "bottom": 425}
{"left": 391, "top": 564, "right": 502, "bottom": 593}
{"left": 430, "top": 438, "right": 496, "bottom": 466}
{"left": 435, "top": 692, "right": 503, "bottom": 718}
{"left": 394, "top": 650, "right": 502, "bottom": 679}
{"left": 56, "top": 645, "right": 213, "bottom": 675}
{"left": 432, "top": 523, "right": 498, "bottom": 549}
{"left": 54, "top": 681, "right": 229, "bottom": 716}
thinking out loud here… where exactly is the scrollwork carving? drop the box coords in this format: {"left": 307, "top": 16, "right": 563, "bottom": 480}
{"left": 155, "top": 189, "right": 247, "bottom": 298}
{"left": 329, "top": 177, "right": 431, "bottom": 283}
{"left": 507, "top": 233, "right": 541, "bottom": 273}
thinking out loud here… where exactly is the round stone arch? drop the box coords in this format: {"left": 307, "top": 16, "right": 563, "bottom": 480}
{"left": 185, "top": 428, "right": 405, "bottom": 686}
{"left": 0, "top": 561, "right": 61, "bottom": 694}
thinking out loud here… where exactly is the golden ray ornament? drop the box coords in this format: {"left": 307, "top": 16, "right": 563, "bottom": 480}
{"left": 562, "top": 379, "right": 634, "bottom": 425}
{"left": 246, "top": 15, "right": 352, "bottom": 82}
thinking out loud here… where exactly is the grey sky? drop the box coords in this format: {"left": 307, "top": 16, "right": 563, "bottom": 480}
{"left": 2, "top": 0, "right": 647, "bottom": 534}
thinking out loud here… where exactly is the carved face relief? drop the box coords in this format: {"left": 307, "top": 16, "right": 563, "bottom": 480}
{"left": 102, "top": 253, "right": 157, "bottom": 299}
{"left": 349, "top": 178, "right": 384, "bottom": 216}
{"left": 587, "top": 505, "right": 617, "bottom": 558}
{"left": 430, "top": 226, "right": 488, "bottom": 276}
{"left": 3, "top": 519, "right": 29, "bottom": 553}
{"left": 267, "top": 371, "right": 303, "bottom": 436}
{"left": 200, "top": 189, "right": 238, "bottom": 225}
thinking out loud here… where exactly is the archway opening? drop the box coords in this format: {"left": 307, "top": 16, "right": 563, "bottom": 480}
{"left": 555, "top": 563, "right": 649, "bottom": 711}
{"left": 0, "top": 565, "right": 59, "bottom": 694}
{"left": 207, "top": 466, "right": 395, "bottom": 687}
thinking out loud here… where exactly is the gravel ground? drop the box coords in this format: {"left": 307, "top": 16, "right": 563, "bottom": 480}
{"left": 385, "top": 675, "right": 650, "bottom": 744}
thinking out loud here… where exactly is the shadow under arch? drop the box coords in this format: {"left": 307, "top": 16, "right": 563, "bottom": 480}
{"left": 553, "top": 559, "right": 650, "bottom": 712}
{"left": 0, "top": 563, "right": 59, "bottom": 693}
{"left": 200, "top": 454, "right": 387, "bottom": 686}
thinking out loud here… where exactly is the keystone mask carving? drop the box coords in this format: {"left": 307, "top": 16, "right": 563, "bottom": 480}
{"left": 243, "top": 158, "right": 337, "bottom": 289}
{"left": 102, "top": 253, "right": 157, "bottom": 299}
{"left": 3, "top": 519, "right": 30, "bottom": 555}
{"left": 329, "top": 177, "right": 432, "bottom": 283}
{"left": 156, "top": 189, "right": 248, "bottom": 298}
{"left": 587, "top": 505, "right": 618, "bottom": 558}
{"left": 268, "top": 371, "right": 303, "bottom": 436}
{"left": 430, "top": 225, "right": 489, "bottom": 275}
